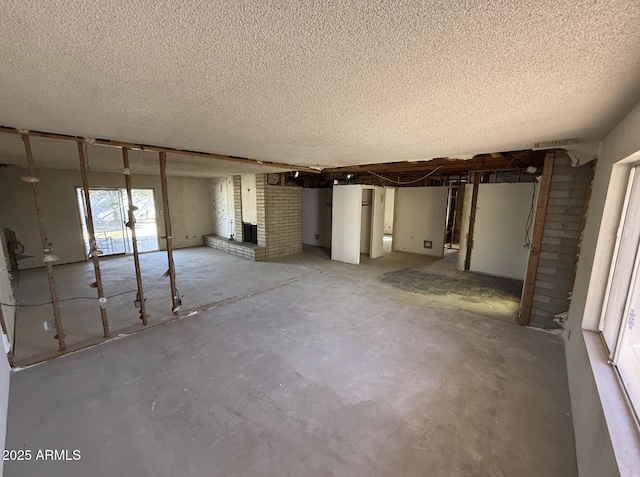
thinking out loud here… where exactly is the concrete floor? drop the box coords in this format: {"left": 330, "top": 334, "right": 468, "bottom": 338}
{"left": 6, "top": 246, "right": 576, "bottom": 476}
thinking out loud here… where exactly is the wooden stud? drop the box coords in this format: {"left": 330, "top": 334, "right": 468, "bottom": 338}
{"left": 78, "top": 142, "right": 110, "bottom": 338}
{"left": 519, "top": 151, "right": 555, "bottom": 326}
{"left": 159, "top": 152, "right": 179, "bottom": 314}
{"left": 122, "top": 148, "right": 148, "bottom": 325}
{"left": 464, "top": 172, "right": 480, "bottom": 271}
{"left": 21, "top": 135, "right": 66, "bottom": 351}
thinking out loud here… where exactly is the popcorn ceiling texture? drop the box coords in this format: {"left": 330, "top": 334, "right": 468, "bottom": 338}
{"left": 1, "top": 0, "right": 639, "bottom": 168}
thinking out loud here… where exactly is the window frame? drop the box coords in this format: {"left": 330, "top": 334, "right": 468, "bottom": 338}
{"left": 598, "top": 163, "right": 640, "bottom": 427}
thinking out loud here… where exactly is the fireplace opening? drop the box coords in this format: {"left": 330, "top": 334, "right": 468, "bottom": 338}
{"left": 243, "top": 222, "right": 258, "bottom": 244}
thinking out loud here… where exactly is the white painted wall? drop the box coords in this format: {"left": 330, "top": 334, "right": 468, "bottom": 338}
{"left": 0, "top": 166, "right": 215, "bottom": 269}
{"left": 302, "top": 189, "right": 332, "bottom": 248}
{"left": 0, "top": 352, "right": 9, "bottom": 476}
{"left": 210, "top": 176, "right": 235, "bottom": 238}
{"left": 331, "top": 185, "right": 362, "bottom": 265}
{"left": 384, "top": 187, "right": 396, "bottom": 234}
{"left": 331, "top": 185, "right": 384, "bottom": 264}
{"left": 470, "top": 182, "right": 536, "bottom": 280}
{"left": 565, "top": 99, "right": 640, "bottom": 477}
{"left": 394, "top": 187, "right": 448, "bottom": 257}
{"left": 240, "top": 174, "right": 257, "bottom": 225}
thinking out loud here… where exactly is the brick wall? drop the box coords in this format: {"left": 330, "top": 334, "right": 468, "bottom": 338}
{"left": 530, "top": 156, "right": 595, "bottom": 328}
{"left": 256, "top": 174, "right": 267, "bottom": 248}
{"left": 232, "top": 175, "right": 243, "bottom": 241}
{"left": 263, "top": 180, "right": 303, "bottom": 258}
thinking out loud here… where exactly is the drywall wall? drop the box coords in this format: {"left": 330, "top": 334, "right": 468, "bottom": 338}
{"left": 384, "top": 187, "right": 395, "bottom": 234}
{"left": 302, "top": 189, "right": 332, "bottom": 248}
{"left": 210, "top": 176, "right": 235, "bottom": 238}
{"left": 0, "top": 239, "right": 14, "bottom": 348}
{"left": 565, "top": 99, "right": 640, "bottom": 477}
{"left": 394, "top": 186, "right": 448, "bottom": 257}
{"left": 470, "top": 182, "right": 536, "bottom": 280}
{"left": 331, "top": 185, "right": 362, "bottom": 265}
{"left": 0, "top": 166, "right": 214, "bottom": 269}
{"left": 0, "top": 353, "right": 9, "bottom": 476}
{"left": 240, "top": 174, "right": 257, "bottom": 225}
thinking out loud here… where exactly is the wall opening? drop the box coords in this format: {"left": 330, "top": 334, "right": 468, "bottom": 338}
{"left": 360, "top": 189, "right": 373, "bottom": 256}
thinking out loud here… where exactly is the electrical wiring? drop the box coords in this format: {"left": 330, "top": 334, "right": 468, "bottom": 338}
{"left": 0, "top": 289, "right": 137, "bottom": 308}
{"left": 366, "top": 166, "right": 443, "bottom": 184}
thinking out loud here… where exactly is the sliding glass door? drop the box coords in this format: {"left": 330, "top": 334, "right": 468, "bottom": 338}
{"left": 76, "top": 188, "right": 159, "bottom": 257}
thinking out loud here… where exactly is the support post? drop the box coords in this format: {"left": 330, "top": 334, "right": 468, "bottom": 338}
{"left": 78, "top": 142, "right": 110, "bottom": 338}
{"left": 464, "top": 172, "right": 480, "bottom": 271}
{"left": 159, "top": 152, "right": 179, "bottom": 313}
{"left": 519, "top": 151, "right": 555, "bottom": 326}
{"left": 21, "top": 134, "right": 66, "bottom": 351}
{"left": 122, "top": 148, "right": 148, "bottom": 325}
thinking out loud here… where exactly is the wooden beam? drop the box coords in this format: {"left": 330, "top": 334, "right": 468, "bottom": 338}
{"left": 464, "top": 172, "right": 480, "bottom": 271}
{"left": 322, "top": 152, "right": 546, "bottom": 176}
{"left": 159, "top": 152, "right": 179, "bottom": 314}
{"left": 21, "top": 134, "right": 66, "bottom": 352}
{"left": 122, "top": 148, "right": 148, "bottom": 326}
{"left": 77, "top": 142, "right": 110, "bottom": 338}
{"left": 519, "top": 151, "right": 555, "bottom": 326}
{"left": 0, "top": 126, "right": 320, "bottom": 174}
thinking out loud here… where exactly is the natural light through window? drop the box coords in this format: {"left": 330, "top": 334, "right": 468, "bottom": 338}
{"left": 599, "top": 165, "right": 640, "bottom": 423}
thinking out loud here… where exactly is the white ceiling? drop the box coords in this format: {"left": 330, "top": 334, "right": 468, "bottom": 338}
{"left": 1, "top": 0, "right": 639, "bottom": 170}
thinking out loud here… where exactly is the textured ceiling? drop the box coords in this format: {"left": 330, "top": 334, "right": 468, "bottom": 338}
{"left": 1, "top": 0, "right": 639, "bottom": 169}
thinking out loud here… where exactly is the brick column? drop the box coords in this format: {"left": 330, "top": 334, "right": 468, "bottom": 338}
{"left": 232, "top": 175, "right": 243, "bottom": 241}
{"left": 255, "top": 174, "right": 267, "bottom": 248}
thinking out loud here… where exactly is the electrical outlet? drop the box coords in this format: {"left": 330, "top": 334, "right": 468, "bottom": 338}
{"left": 424, "top": 240, "right": 433, "bottom": 249}
{"left": 315, "top": 234, "right": 319, "bottom": 239}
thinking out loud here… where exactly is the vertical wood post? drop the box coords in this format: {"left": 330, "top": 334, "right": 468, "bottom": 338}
{"left": 159, "top": 152, "right": 179, "bottom": 313}
{"left": 122, "top": 148, "right": 148, "bottom": 325}
{"left": 464, "top": 172, "right": 481, "bottom": 271}
{"left": 519, "top": 151, "right": 555, "bottom": 326}
{"left": 22, "top": 134, "right": 66, "bottom": 351}
{"left": 78, "top": 142, "right": 110, "bottom": 338}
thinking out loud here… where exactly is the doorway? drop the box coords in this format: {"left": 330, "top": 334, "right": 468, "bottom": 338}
{"left": 76, "top": 187, "right": 159, "bottom": 257}
{"left": 360, "top": 189, "right": 373, "bottom": 257}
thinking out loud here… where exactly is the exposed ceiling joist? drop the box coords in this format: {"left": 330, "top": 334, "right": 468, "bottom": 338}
{"left": 0, "top": 126, "right": 320, "bottom": 174}
{"left": 322, "top": 150, "right": 548, "bottom": 177}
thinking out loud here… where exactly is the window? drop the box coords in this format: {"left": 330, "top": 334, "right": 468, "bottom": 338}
{"left": 76, "top": 187, "right": 159, "bottom": 256}
{"left": 599, "top": 165, "right": 640, "bottom": 423}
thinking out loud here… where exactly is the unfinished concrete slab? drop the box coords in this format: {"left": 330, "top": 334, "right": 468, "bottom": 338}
{"left": 11, "top": 248, "right": 307, "bottom": 364}
{"left": 6, "top": 249, "right": 576, "bottom": 476}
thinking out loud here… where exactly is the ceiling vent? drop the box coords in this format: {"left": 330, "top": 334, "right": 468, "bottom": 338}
{"left": 533, "top": 138, "right": 579, "bottom": 148}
